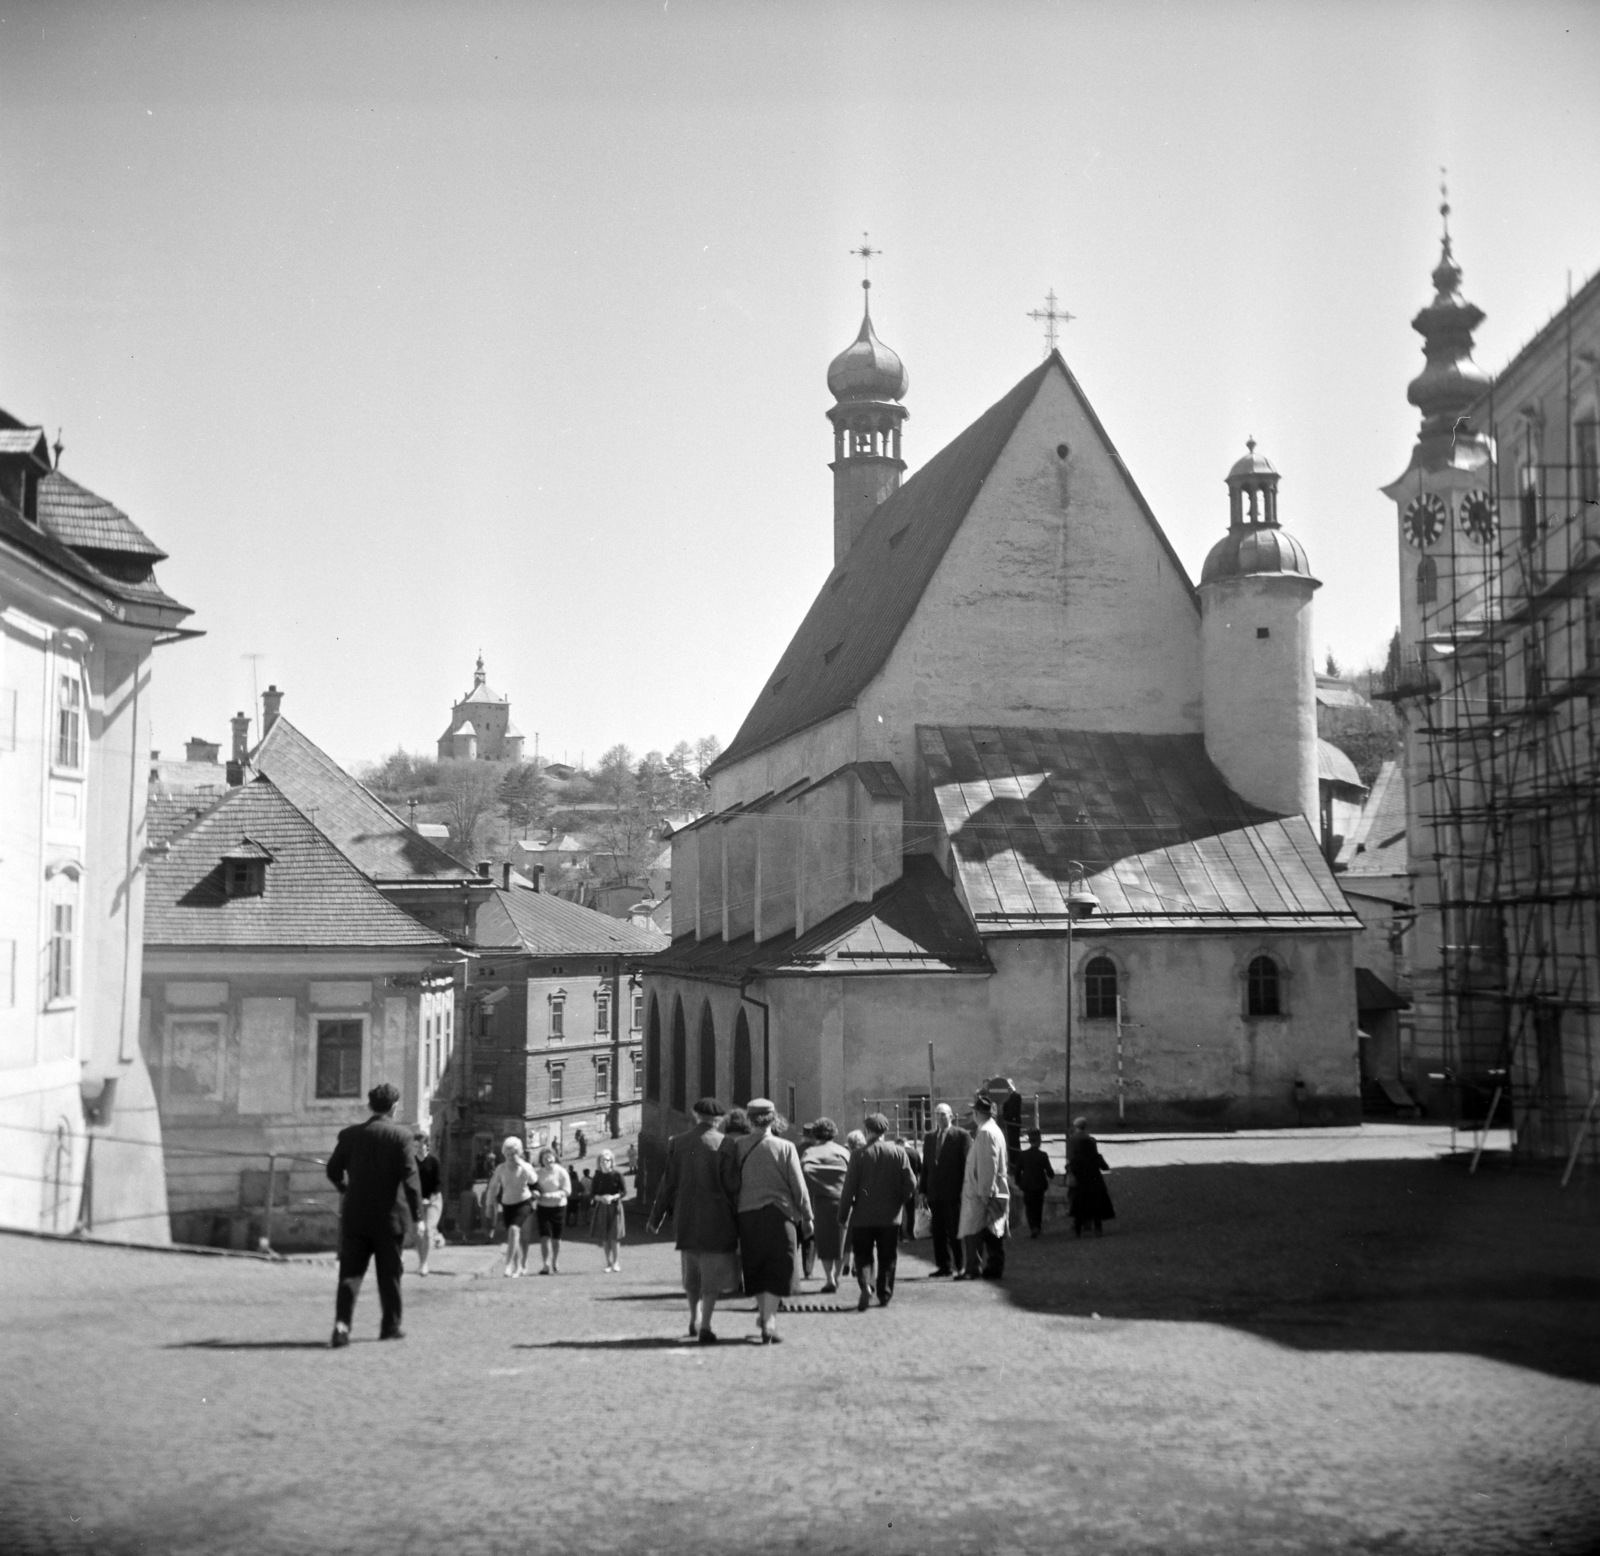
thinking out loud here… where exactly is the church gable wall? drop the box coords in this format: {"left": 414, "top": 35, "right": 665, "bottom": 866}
{"left": 706, "top": 709, "right": 856, "bottom": 813}
{"left": 856, "top": 367, "right": 1203, "bottom": 783}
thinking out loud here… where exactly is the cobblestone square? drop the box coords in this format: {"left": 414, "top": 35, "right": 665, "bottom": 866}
{"left": 2, "top": 1158, "right": 1597, "bottom": 1556}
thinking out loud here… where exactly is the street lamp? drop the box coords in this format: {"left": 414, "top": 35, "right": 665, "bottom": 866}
{"left": 1062, "top": 861, "right": 1099, "bottom": 1132}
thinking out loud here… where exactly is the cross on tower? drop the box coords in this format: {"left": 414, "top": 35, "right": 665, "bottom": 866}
{"left": 1027, "top": 289, "right": 1075, "bottom": 356}
{"left": 851, "top": 233, "right": 881, "bottom": 291}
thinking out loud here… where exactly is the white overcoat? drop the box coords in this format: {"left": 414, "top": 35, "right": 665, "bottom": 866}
{"left": 957, "top": 1117, "right": 1010, "bottom": 1239}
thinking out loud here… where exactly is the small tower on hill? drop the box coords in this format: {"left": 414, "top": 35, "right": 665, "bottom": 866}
{"left": 826, "top": 271, "right": 909, "bottom": 564}
{"left": 437, "top": 654, "right": 526, "bottom": 763}
{"left": 1199, "top": 440, "right": 1320, "bottom": 826}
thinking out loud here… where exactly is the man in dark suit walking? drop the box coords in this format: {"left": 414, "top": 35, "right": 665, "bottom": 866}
{"left": 325, "top": 1082, "right": 421, "bottom": 1348}
{"left": 647, "top": 1097, "right": 739, "bottom": 1344}
{"left": 921, "top": 1102, "right": 970, "bottom": 1277}
{"left": 838, "top": 1114, "right": 917, "bottom": 1312}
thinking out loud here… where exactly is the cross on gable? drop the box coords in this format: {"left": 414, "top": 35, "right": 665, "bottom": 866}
{"left": 1027, "top": 289, "right": 1076, "bottom": 355}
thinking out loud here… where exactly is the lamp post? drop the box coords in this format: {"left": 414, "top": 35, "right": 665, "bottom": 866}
{"left": 1062, "top": 861, "right": 1099, "bottom": 1133}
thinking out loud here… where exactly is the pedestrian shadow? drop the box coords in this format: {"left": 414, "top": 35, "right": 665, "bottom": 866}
{"left": 166, "top": 1339, "right": 332, "bottom": 1351}
{"left": 593, "top": 1291, "right": 690, "bottom": 1302}
{"left": 514, "top": 1337, "right": 688, "bottom": 1351}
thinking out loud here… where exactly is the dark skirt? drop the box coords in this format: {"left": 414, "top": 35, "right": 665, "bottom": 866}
{"left": 810, "top": 1191, "right": 844, "bottom": 1264}
{"left": 738, "top": 1205, "right": 798, "bottom": 1298}
{"left": 1068, "top": 1172, "right": 1115, "bottom": 1224}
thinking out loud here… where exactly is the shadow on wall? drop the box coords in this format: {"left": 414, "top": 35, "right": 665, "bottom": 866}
{"left": 992, "top": 1156, "right": 1600, "bottom": 1387}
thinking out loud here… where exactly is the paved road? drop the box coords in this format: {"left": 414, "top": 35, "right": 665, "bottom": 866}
{"left": 2, "top": 1158, "right": 1596, "bottom": 1556}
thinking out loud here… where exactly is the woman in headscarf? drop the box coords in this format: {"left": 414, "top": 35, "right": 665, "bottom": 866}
{"left": 723, "top": 1098, "right": 813, "bottom": 1343}
{"left": 530, "top": 1146, "right": 572, "bottom": 1274}
{"left": 589, "top": 1148, "right": 627, "bottom": 1272}
{"left": 1066, "top": 1117, "right": 1115, "bottom": 1237}
{"left": 800, "top": 1118, "right": 851, "bottom": 1293}
{"left": 483, "top": 1136, "right": 537, "bottom": 1278}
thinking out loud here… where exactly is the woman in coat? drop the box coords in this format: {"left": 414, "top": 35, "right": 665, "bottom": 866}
{"left": 723, "top": 1098, "right": 813, "bottom": 1343}
{"left": 1066, "top": 1117, "right": 1115, "bottom": 1237}
{"left": 800, "top": 1119, "right": 851, "bottom": 1293}
{"left": 589, "top": 1148, "right": 627, "bottom": 1272}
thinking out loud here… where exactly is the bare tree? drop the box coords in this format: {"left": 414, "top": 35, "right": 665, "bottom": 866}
{"left": 437, "top": 759, "right": 504, "bottom": 855}
{"left": 693, "top": 734, "right": 722, "bottom": 779}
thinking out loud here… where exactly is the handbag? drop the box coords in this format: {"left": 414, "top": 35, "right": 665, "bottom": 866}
{"left": 912, "top": 1199, "right": 933, "bottom": 1240}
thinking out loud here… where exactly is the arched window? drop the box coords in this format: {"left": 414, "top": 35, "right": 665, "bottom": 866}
{"left": 733, "top": 1009, "right": 752, "bottom": 1105}
{"left": 1416, "top": 556, "right": 1437, "bottom": 605}
{"left": 1247, "top": 955, "right": 1282, "bottom": 1016}
{"left": 644, "top": 995, "right": 661, "bottom": 1102}
{"left": 1084, "top": 956, "right": 1119, "bottom": 1020}
{"left": 698, "top": 1003, "right": 717, "bottom": 1102}
{"left": 670, "top": 997, "right": 687, "bottom": 1112}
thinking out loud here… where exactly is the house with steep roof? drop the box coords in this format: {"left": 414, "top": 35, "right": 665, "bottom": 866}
{"left": 461, "top": 888, "right": 666, "bottom": 1173}
{"left": 1, "top": 412, "right": 193, "bottom": 1241}
{"left": 142, "top": 777, "right": 463, "bottom": 1248}
{"left": 640, "top": 287, "right": 1361, "bottom": 1173}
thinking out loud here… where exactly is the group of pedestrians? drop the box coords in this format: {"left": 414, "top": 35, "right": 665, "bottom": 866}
{"left": 322, "top": 1079, "right": 1116, "bottom": 1348}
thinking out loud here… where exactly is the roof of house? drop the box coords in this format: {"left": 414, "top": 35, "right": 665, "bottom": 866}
{"left": 147, "top": 787, "right": 227, "bottom": 846}
{"left": 1315, "top": 676, "right": 1368, "bottom": 709}
{"left": 711, "top": 352, "right": 1195, "bottom": 776}
{"left": 648, "top": 854, "right": 993, "bottom": 979}
{"left": 922, "top": 725, "right": 1358, "bottom": 933}
{"left": 476, "top": 888, "right": 669, "bottom": 957}
{"left": 37, "top": 469, "right": 167, "bottom": 559}
{"left": 145, "top": 778, "right": 451, "bottom": 948}
{"left": 252, "top": 716, "right": 477, "bottom": 884}
{"left": 1337, "top": 759, "right": 1409, "bottom": 877}
{"left": 1317, "top": 738, "right": 1366, "bottom": 792}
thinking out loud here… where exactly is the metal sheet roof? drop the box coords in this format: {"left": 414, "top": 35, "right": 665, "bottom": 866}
{"left": 477, "top": 888, "right": 668, "bottom": 957}
{"left": 922, "top": 725, "right": 1359, "bottom": 932}
{"left": 648, "top": 855, "right": 992, "bottom": 979}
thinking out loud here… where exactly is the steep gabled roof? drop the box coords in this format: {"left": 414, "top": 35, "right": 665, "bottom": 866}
{"left": 38, "top": 469, "right": 167, "bottom": 559}
{"left": 923, "top": 725, "right": 1358, "bottom": 932}
{"left": 713, "top": 351, "right": 1195, "bottom": 774}
{"left": 252, "top": 716, "right": 476, "bottom": 884}
{"left": 1337, "top": 760, "right": 1409, "bottom": 878}
{"left": 476, "top": 888, "right": 669, "bottom": 957}
{"left": 145, "top": 778, "right": 451, "bottom": 948}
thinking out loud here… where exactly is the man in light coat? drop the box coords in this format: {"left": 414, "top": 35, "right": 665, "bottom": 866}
{"left": 956, "top": 1092, "right": 1010, "bottom": 1282}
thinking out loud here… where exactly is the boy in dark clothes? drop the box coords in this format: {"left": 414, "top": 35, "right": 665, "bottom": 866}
{"left": 1014, "top": 1128, "right": 1056, "bottom": 1238}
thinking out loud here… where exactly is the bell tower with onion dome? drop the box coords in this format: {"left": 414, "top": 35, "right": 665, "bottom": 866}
{"left": 1198, "top": 439, "right": 1321, "bottom": 826}
{"left": 826, "top": 240, "right": 909, "bottom": 563}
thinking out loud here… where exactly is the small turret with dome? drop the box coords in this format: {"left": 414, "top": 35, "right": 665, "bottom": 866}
{"left": 826, "top": 238, "right": 910, "bottom": 564}
{"left": 1199, "top": 438, "right": 1320, "bottom": 827}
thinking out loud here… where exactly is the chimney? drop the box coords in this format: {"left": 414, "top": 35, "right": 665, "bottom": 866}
{"left": 501, "top": 863, "right": 513, "bottom": 890}
{"left": 185, "top": 737, "right": 221, "bottom": 765}
{"left": 262, "top": 685, "right": 283, "bottom": 735}
{"left": 532, "top": 865, "right": 544, "bottom": 894}
{"left": 226, "top": 711, "right": 251, "bottom": 786}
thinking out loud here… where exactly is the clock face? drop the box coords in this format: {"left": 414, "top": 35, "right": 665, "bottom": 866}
{"left": 1403, "top": 492, "right": 1447, "bottom": 549}
{"left": 1459, "top": 489, "right": 1498, "bottom": 544}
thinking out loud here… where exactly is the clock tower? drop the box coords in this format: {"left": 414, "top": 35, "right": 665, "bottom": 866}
{"left": 1381, "top": 196, "right": 1494, "bottom": 654}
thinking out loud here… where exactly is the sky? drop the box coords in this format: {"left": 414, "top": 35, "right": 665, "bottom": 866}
{"left": 3, "top": 1, "right": 1598, "bottom": 772}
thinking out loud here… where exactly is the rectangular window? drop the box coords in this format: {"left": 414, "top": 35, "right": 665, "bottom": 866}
{"left": 786, "top": 1083, "right": 796, "bottom": 1124}
{"left": 55, "top": 674, "right": 82, "bottom": 769}
{"left": 906, "top": 1092, "right": 931, "bottom": 1136}
{"left": 549, "top": 994, "right": 565, "bottom": 1041}
{"left": 549, "top": 1064, "right": 564, "bottom": 1107}
{"left": 631, "top": 991, "right": 644, "bottom": 1031}
{"left": 47, "top": 901, "right": 74, "bottom": 1001}
{"left": 1577, "top": 418, "right": 1599, "bottom": 506}
{"left": 595, "top": 990, "right": 610, "bottom": 1033}
{"left": 475, "top": 1066, "right": 496, "bottom": 1104}
{"left": 315, "top": 1018, "right": 363, "bottom": 1099}
{"left": 630, "top": 1048, "right": 642, "bottom": 1095}
{"left": 166, "top": 1014, "right": 225, "bottom": 1100}
{"left": 595, "top": 1056, "right": 610, "bottom": 1102}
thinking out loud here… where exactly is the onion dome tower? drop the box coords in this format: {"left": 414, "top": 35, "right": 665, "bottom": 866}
{"left": 826, "top": 268, "right": 909, "bottom": 564}
{"left": 1199, "top": 439, "right": 1321, "bottom": 826}
{"left": 1382, "top": 185, "right": 1495, "bottom": 652}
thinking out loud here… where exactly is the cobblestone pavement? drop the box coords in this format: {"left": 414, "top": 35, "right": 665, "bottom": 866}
{"left": 2, "top": 1159, "right": 1597, "bottom": 1556}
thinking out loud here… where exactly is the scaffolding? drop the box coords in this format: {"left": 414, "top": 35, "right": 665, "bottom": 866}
{"left": 1390, "top": 396, "right": 1600, "bottom": 1172}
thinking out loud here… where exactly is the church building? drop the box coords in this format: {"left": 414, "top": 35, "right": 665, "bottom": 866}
{"left": 640, "top": 280, "right": 1361, "bottom": 1172}
{"left": 437, "top": 655, "right": 526, "bottom": 762}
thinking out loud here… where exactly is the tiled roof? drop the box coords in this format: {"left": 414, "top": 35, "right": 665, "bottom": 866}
{"left": 1337, "top": 760, "right": 1409, "bottom": 878}
{"left": 147, "top": 788, "right": 225, "bottom": 845}
{"left": 145, "top": 778, "right": 451, "bottom": 948}
{"left": 922, "top": 725, "right": 1358, "bottom": 932}
{"left": 712, "top": 352, "right": 1195, "bottom": 775}
{"left": 477, "top": 888, "right": 669, "bottom": 957}
{"left": 37, "top": 470, "right": 167, "bottom": 558}
{"left": 648, "top": 855, "right": 992, "bottom": 978}
{"left": 1317, "top": 739, "right": 1366, "bottom": 791}
{"left": 0, "top": 426, "right": 50, "bottom": 461}
{"left": 252, "top": 717, "right": 477, "bottom": 884}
